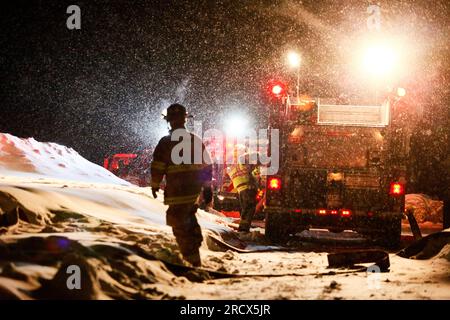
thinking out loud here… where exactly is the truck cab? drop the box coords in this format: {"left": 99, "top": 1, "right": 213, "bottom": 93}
{"left": 264, "top": 95, "right": 410, "bottom": 247}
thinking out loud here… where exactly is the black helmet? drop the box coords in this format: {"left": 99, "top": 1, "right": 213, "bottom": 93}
{"left": 163, "top": 103, "right": 191, "bottom": 121}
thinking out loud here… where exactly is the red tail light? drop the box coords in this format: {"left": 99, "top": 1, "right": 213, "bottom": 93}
{"left": 390, "top": 182, "right": 404, "bottom": 196}
{"left": 341, "top": 209, "right": 351, "bottom": 217}
{"left": 330, "top": 210, "right": 338, "bottom": 215}
{"left": 268, "top": 177, "right": 282, "bottom": 190}
{"left": 318, "top": 209, "right": 327, "bottom": 215}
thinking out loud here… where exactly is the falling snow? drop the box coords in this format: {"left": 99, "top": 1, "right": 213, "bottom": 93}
{"left": 0, "top": 0, "right": 449, "bottom": 302}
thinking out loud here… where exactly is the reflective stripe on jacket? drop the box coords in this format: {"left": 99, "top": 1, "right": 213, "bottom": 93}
{"left": 228, "top": 163, "right": 251, "bottom": 193}
{"left": 150, "top": 129, "right": 212, "bottom": 205}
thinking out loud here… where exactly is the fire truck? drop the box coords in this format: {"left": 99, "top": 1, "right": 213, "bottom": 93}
{"left": 103, "top": 151, "right": 152, "bottom": 187}
{"left": 264, "top": 91, "right": 410, "bottom": 247}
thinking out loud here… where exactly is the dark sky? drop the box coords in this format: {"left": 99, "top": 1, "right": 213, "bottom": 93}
{"left": 1, "top": 0, "right": 449, "bottom": 164}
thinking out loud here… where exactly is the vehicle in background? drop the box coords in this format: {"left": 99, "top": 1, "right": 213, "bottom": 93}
{"left": 103, "top": 151, "right": 152, "bottom": 187}
{"left": 264, "top": 92, "right": 411, "bottom": 247}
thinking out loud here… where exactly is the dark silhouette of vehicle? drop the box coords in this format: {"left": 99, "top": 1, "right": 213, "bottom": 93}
{"left": 264, "top": 94, "right": 410, "bottom": 247}
{"left": 103, "top": 151, "right": 152, "bottom": 187}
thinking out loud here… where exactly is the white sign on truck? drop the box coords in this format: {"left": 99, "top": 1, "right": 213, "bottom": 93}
{"left": 317, "top": 98, "right": 390, "bottom": 127}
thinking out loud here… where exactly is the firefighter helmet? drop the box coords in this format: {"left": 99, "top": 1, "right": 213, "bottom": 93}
{"left": 163, "top": 103, "right": 191, "bottom": 121}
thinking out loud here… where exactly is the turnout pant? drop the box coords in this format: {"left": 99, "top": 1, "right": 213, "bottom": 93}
{"left": 166, "top": 203, "right": 203, "bottom": 258}
{"left": 238, "top": 188, "right": 257, "bottom": 232}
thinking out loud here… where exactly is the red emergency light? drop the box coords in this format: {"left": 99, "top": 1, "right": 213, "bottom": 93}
{"left": 341, "top": 209, "right": 352, "bottom": 217}
{"left": 268, "top": 80, "right": 286, "bottom": 98}
{"left": 272, "top": 85, "right": 283, "bottom": 96}
{"left": 268, "top": 177, "right": 282, "bottom": 190}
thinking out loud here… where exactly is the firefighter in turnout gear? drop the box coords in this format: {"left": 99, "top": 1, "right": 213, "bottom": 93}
{"left": 150, "top": 104, "right": 212, "bottom": 267}
{"left": 227, "top": 151, "right": 259, "bottom": 232}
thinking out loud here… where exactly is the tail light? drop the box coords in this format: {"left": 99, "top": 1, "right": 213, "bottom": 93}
{"left": 330, "top": 210, "right": 338, "bottom": 215}
{"left": 341, "top": 209, "right": 351, "bottom": 217}
{"left": 389, "top": 182, "right": 404, "bottom": 196}
{"left": 268, "top": 177, "right": 282, "bottom": 190}
{"left": 318, "top": 209, "right": 327, "bottom": 215}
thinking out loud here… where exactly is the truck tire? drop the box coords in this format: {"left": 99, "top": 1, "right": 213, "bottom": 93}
{"left": 265, "top": 212, "right": 293, "bottom": 244}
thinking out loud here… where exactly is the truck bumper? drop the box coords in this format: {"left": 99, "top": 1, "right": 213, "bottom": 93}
{"left": 264, "top": 207, "right": 403, "bottom": 233}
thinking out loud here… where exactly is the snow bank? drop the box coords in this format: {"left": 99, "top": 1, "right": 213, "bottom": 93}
{"left": 0, "top": 182, "right": 233, "bottom": 235}
{"left": 0, "top": 133, "right": 235, "bottom": 241}
{"left": 398, "top": 229, "right": 450, "bottom": 260}
{"left": 0, "top": 133, "right": 129, "bottom": 185}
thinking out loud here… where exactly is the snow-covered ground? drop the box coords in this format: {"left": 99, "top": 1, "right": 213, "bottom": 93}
{"left": 0, "top": 134, "right": 449, "bottom": 300}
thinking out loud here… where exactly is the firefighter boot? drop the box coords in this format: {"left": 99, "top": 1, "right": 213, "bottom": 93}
{"left": 238, "top": 189, "right": 257, "bottom": 232}
{"left": 238, "top": 221, "right": 251, "bottom": 232}
{"left": 183, "top": 249, "right": 201, "bottom": 267}
{"left": 237, "top": 230, "right": 253, "bottom": 241}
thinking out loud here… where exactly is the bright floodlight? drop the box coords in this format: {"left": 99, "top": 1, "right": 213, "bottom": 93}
{"left": 224, "top": 115, "right": 248, "bottom": 137}
{"left": 287, "top": 51, "right": 301, "bottom": 68}
{"left": 397, "top": 87, "right": 406, "bottom": 97}
{"left": 362, "top": 45, "right": 397, "bottom": 76}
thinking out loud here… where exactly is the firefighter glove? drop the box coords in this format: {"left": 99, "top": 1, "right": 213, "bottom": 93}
{"left": 151, "top": 187, "right": 159, "bottom": 199}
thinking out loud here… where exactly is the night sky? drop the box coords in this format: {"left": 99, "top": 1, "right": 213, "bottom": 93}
{"left": 1, "top": 0, "right": 449, "bottom": 165}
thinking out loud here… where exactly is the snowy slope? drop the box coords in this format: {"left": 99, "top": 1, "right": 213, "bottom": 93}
{"left": 0, "top": 133, "right": 232, "bottom": 234}
{"left": 0, "top": 182, "right": 232, "bottom": 234}
{"left": 0, "top": 133, "right": 129, "bottom": 185}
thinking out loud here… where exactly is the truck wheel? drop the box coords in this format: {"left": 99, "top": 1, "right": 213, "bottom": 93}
{"left": 265, "top": 212, "right": 293, "bottom": 244}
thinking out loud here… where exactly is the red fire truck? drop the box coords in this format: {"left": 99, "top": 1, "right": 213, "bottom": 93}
{"left": 103, "top": 151, "right": 152, "bottom": 187}
{"left": 264, "top": 92, "right": 410, "bottom": 247}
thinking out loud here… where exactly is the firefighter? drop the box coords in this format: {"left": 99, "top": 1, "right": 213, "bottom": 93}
{"left": 227, "top": 151, "right": 259, "bottom": 233}
{"left": 150, "top": 103, "right": 212, "bottom": 267}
